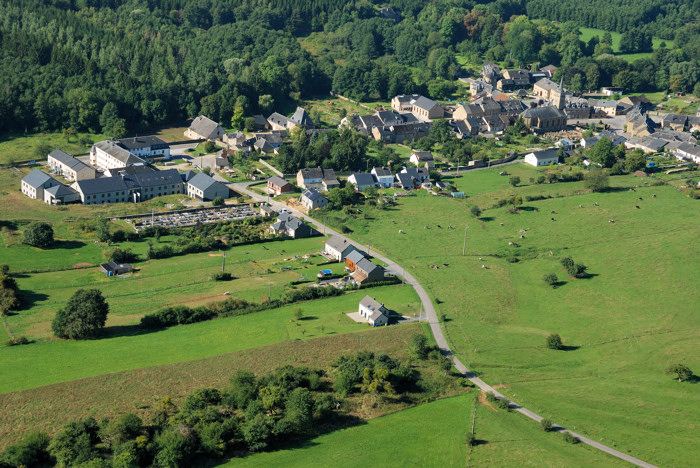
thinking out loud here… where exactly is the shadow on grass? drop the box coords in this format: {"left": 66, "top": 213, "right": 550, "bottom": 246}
{"left": 299, "top": 316, "right": 318, "bottom": 321}
{"left": 560, "top": 345, "right": 580, "bottom": 351}
{"left": 53, "top": 240, "right": 87, "bottom": 250}
{"left": 19, "top": 290, "right": 50, "bottom": 308}
{"left": 100, "top": 324, "right": 159, "bottom": 339}
{"left": 552, "top": 281, "right": 568, "bottom": 288}
{"left": 478, "top": 216, "right": 495, "bottom": 222}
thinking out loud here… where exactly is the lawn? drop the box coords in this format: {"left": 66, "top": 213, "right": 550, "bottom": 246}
{"left": 578, "top": 27, "right": 674, "bottom": 54}
{"left": 0, "top": 131, "right": 105, "bottom": 166}
{"left": 310, "top": 164, "right": 700, "bottom": 466}
{"left": 0, "top": 284, "right": 420, "bottom": 394}
{"left": 225, "top": 393, "right": 624, "bottom": 468}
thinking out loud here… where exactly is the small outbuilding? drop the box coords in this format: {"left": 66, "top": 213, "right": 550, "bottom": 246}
{"left": 267, "top": 176, "right": 294, "bottom": 195}
{"left": 524, "top": 149, "right": 559, "bottom": 167}
{"left": 100, "top": 261, "right": 132, "bottom": 277}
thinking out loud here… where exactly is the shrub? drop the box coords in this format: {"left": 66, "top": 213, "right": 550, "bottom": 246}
{"left": 536, "top": 175, "right": 546, "bottom": 184}
{"left": 485, "top": 391, "right": 497, "bottom": 403}
{"left": 563, "top": 432, "right": 579, "bottom": 444}
{"left": 0, "top": 431, "right": 51, "bottom": 467}
{"left": 497, "top": 398, "right": 511, "bottom": 411}
{"left": 106, "top": 247, "right": 139, "bottom": 264}
{"left": 543, "top": 273, "right": 558, "bottom": 287}
{"left": 465, "top": 432, "right": 476, "bottom": 446}
{"left": 211, "top": 272, "right": 233, "bottom": 281}
{"left": 212, "top": 196, "right": 225, "bottom": 206}
{"left": 470, "top": 205, "right": 482, "bottom": 217}
{"left": 506, "top": 257, "right": 519, "bottom": 263}
{"left": 408, "top": 333, "right": 429, "bottom": 359}
{"left": 22, "top": 222, "right": 54, "bottom": 248}
{"left": 666, "top": 363, "right": 693, "bottom": 382}
{"left": 509, "top": 175, "right": 520, "bottom": 187}
{"left": 4, "top": 336, "right": 29, "bottom": 346}
{"left": 540, "top": 418, "right": 554, "bottom": 431}
{"left": 560, "top": 256, "right": 574, "bottom": 271}
{"left": 546, "top": 333, "right": 563, "bottom": 350}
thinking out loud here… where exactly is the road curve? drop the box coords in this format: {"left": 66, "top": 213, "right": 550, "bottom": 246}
{"left": 231, "top": 181, "right": 657, "bottom": 468}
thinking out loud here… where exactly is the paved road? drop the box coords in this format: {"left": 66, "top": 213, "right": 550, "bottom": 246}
{"left": 231, "top": 181, "right": 657, "bottom": 468}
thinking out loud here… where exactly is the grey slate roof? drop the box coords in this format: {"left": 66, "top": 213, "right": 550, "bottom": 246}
{"left": 22, "top": 169, "right": 56, "bottom": 188}
{"left": 356, "top": 257, "right": 382, "bottom": 275}
{"left": 411, "top": 151, "right": 433, "bottom": 161}
{"left": 326, "top": 235, "right": 356, "bottom": 254}
{"left": 359, "top": 295, "right": 388, "bottom": 319}
{"left": 520, "top": 106, "right": 566, "bottom": 119}
{"left": 45, "top": 184, "right": 78, "bottom": 197}
{"left": 93, "top": 140, "right": 144, "bottom": 166}
{"left": 117, "top": 135, "right": 168, "bottom": 150}
{"left": 268, "top": 176, "right": 291, "bottom": 188}
{"left": 372, "top": 167, "right": 392, "bottom": 177}
{"left": 349, "top": 173, "right": 376, "bottom": 187}
{"left": 529, "top": 149, "right": 560, "bottom": 160}
{"left": 133, "top": 169, "right": 183, "bottom": 188}
{"left": 48, "top": 149, "right": 89, "bottom": 173}
{"left": 411, "top": 95, "right": 439, "bottom": 111}
{"left": 187, "top": 172, "right": 218, "bottom": 192}
{"left": 75, "top": 176, "right": 132, "bottom": 195}
{"left": 302, "top": 188, "right": 325, "bottom": 202}
{"left": 346, "top": 250, "right": 366, "bottom": 264}
{"left": 189, "top": 116, "right": 223, "bottom": 139}
{"left": 267, "top": 112, "right": 289, "bottom": 127}
{"left": 289, "top": 107, "right": 314, "bottom": 127}
{"left": 534, "top": 78, "right": 560, "bottom": 92}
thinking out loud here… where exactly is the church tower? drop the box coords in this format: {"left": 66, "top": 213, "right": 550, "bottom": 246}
{"left": 554, "top": 77, "right": 565, "bottom": 110}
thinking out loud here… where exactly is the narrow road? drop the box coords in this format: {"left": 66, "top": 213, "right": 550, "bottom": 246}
{"left": 231, "top": 181, "right": 657, "bottom": 468}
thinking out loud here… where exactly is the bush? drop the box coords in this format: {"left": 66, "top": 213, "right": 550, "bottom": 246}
{"left": 408, "top": 333, "right": 429, "bottom": 359}
{"left": 560, "top": 257, "right": 574, "bottom": 271}
{"left": 465, "top": 432, "right": 476, "bottom": 446}
{"left": 106, "top": 247, "right": 139, "bottom": 264}
{"left": 497, "top": 397, "right": 511, "bottom": 411}
{"left": 22, "top": 222, "right": 54, "bottom": 248}
{"left": 4, "top": 336, "right": 29, "bottom": 346}
{"left": 563, "top": 432, "right": 579, "bottom": 444}
{"left": 0, "top": 431, "right": 51, "bottom": 467}
{"left": 212, "top": 196, "right": 225, "bottom": 207}
{"left": 584, "top": 168, "right": 609, "bottom": 192}
{"left": 509, "top": 175, "right": 520, "bottom": 187}
{"left": 211, "top": 272, "right": 233, "bottom": 281}
{"left": 543, "top": 273, "right": 558, "bottom": 287}
{"left": 536, "top": 175, "right": 546, "bottom": 184}
{"left": 470, "top": 205, "right": 482, "bottom": 217}
{"left": 485, "top": 391, "right": 497, "bottom": 403}
{"left": 540, "top": 418, "right": 554, "bottom": 431}
{"left": 506, "top": 257, "right": 519, "bottom": 263}
{"left": 546, "top": 333, "right": 563, "bottom": 350}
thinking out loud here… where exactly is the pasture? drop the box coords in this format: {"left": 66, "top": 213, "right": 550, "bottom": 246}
{"left": 311, "top": 164, "right": 700, "bottom": 466}
{"left": 0, "top": 284, "right": 419, "bottom": 394}
{"left": 226, "top": 393, "right": 624, "bottom": 468}
{"left": 578, "top": 27, "right": 674, "bottom": 62}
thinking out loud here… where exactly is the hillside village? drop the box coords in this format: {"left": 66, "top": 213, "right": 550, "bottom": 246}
{"left": 1, "top": 1, "right": 699, "bottom": 464}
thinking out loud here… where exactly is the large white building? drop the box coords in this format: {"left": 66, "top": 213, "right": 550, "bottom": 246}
{"left": 90, "top": 140, "right": 146, "bottom": 171}
{"left": 116, "top": 136, "right": 170, "bottom": 160}
{"left": 524, "top": 149, "right": 560, "bottom": 167}
{"left": 21, "top": 169, "right": 61, "bottom": 200}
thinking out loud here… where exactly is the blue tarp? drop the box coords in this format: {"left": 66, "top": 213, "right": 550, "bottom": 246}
{"left": 320, "top": 269, "right": 332, "bottom": 275}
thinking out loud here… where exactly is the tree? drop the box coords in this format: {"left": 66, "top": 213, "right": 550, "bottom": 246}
{"left": 0, "top": 432, "right": 51, "bottom": 467}
{"left": 293, "top": 307, "right": 303, "bottom": 321}
{"left": 584, "top": 168, "right": 609, "bottom": 192}
{"left": 540, "top": 418, "right": 554, "bottom": 431}
{"left": 22, "top": 222, "right": 54, "bottom": 248}
{"left": 588, "top": 137, "right": 616, "bottom": 168}
{"left": 52, "top": 289, "right": 110, "bottom": 339}
{"left": 666, "top": 364, "right": 693, "bottom": 382}
{"left": 48, "top": 418, "right": 100, "bottom": 467}
{"left": 543, "top": 273, "right": 558, "bottom": 288}
{"left": 470, "top": 206, "right": 482, "bottom": 218}
{"left": 212, "top": 197, "right": 225, "bottom": 207}
{"left": 546, "top": 333, "right": 563, "bottom": 350}
{"left": 99, "top": 414, "right": 143, "bottom": 448}
{"left": 509, "top": 176, "right": 521, "bottom": 187}
{"left": 408, "top": 333, "right": 429, "bottom": 359}
{"left": 625, "top": 150, "right": 646, "bottom": 172}
{"left": 438, "top": 355, "right": 452, "bottom": 376}
{"left": 95, "top": 217, "right": 111, "bottom": 243}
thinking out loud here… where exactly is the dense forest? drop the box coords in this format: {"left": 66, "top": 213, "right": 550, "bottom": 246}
{"left": 0, "top": 0, "right": 698, "bottom": 137}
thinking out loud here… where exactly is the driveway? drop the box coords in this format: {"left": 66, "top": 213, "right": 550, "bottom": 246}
{"left": 230, "top": 180, "right": 657, "bottom": 468}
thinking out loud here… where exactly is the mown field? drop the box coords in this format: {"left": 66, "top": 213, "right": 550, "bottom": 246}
{"left": 311, "top": 164, "right": 700, "bottom": 467}
{"left": 578, "top": 27, "right": 674, "bottom": 62}
{"left": 225, "top": 392, "right": 625, "bottom": 468}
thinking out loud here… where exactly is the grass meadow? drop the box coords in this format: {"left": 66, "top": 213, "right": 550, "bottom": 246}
{"left": 0, "top": 284, "right": 419, "bottom": 394}
{"left": 225, "top": 392, "right": 625, "bottom": 468}
{"left": 578, "top": 27, "right": 674, "bottom": 62}
{"left": 311, "top": 164, "right": 700, "bottom": 466}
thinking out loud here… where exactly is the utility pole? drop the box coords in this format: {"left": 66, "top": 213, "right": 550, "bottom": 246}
{"left": 151, "top": 208, "right": 154, "bottom": 227}
{"left": 462, "top": 224, "right": 468, "bottom": 256}
{"left": 222, "top": 250, "right": 226, "bottom": 273}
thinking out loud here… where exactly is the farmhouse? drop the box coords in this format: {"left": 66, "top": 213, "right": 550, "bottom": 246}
{"left": 100, "top": 261, "right": 132, "bottom": 277}
{"left": 186, "top": 172, "right": 229, "bottom": 201}
{"left": 270, "top": 212, "right": 314, "bottom": 238}
{"left": 524, "top": 149, "right": 560, "bottom": 167}
{"left": 395, "top": 167, "right": 430, "bottom": 190}
{"left": 347, "top": 173, "right": 377, "bottom": 191}
{"left": 186, "top": 115, "right": 225, "bottom": 141}
{"left": 409, "top": 151, "right": 435, "bottom": 169}
{"left": 300, "top": 188, "right": 328, "bottom": 210}
{"left": 90, "top": 140, "right": 146, "bottom": 171}
{"left": 47, "top": 150, "right": 96, "bottom": 181}
{"left": 358, "top": 295, "right": 389, "bottom": 327}
{"left": 325, "top": 235, "right": 358, "bottom": 262}
{"left": 371, "top": 167, "right": 394, "bottom": 188}
{"left": 288, "top": 107, "right": 315, "bottom": 129}
{"left": 267, "top": 176, "right": 295, "bottom": 195}
{"left": 267, "top": 112, "right": 290, "bottom": 131}
{"left": 21, "top": 169, "right": 61, "bottom": 200}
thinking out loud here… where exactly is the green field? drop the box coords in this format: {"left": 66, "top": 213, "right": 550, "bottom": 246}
{"left": 0, "top": 284, "right": 419, "bottom": 394}
{"left": 225, "top": 393, "right": 624, "bottom": 467}
{"left": 311, "top": 164, "right": 700, "bottom": 467}
{"left": 579, "top": 27, "right": 674, "bottom": 54}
